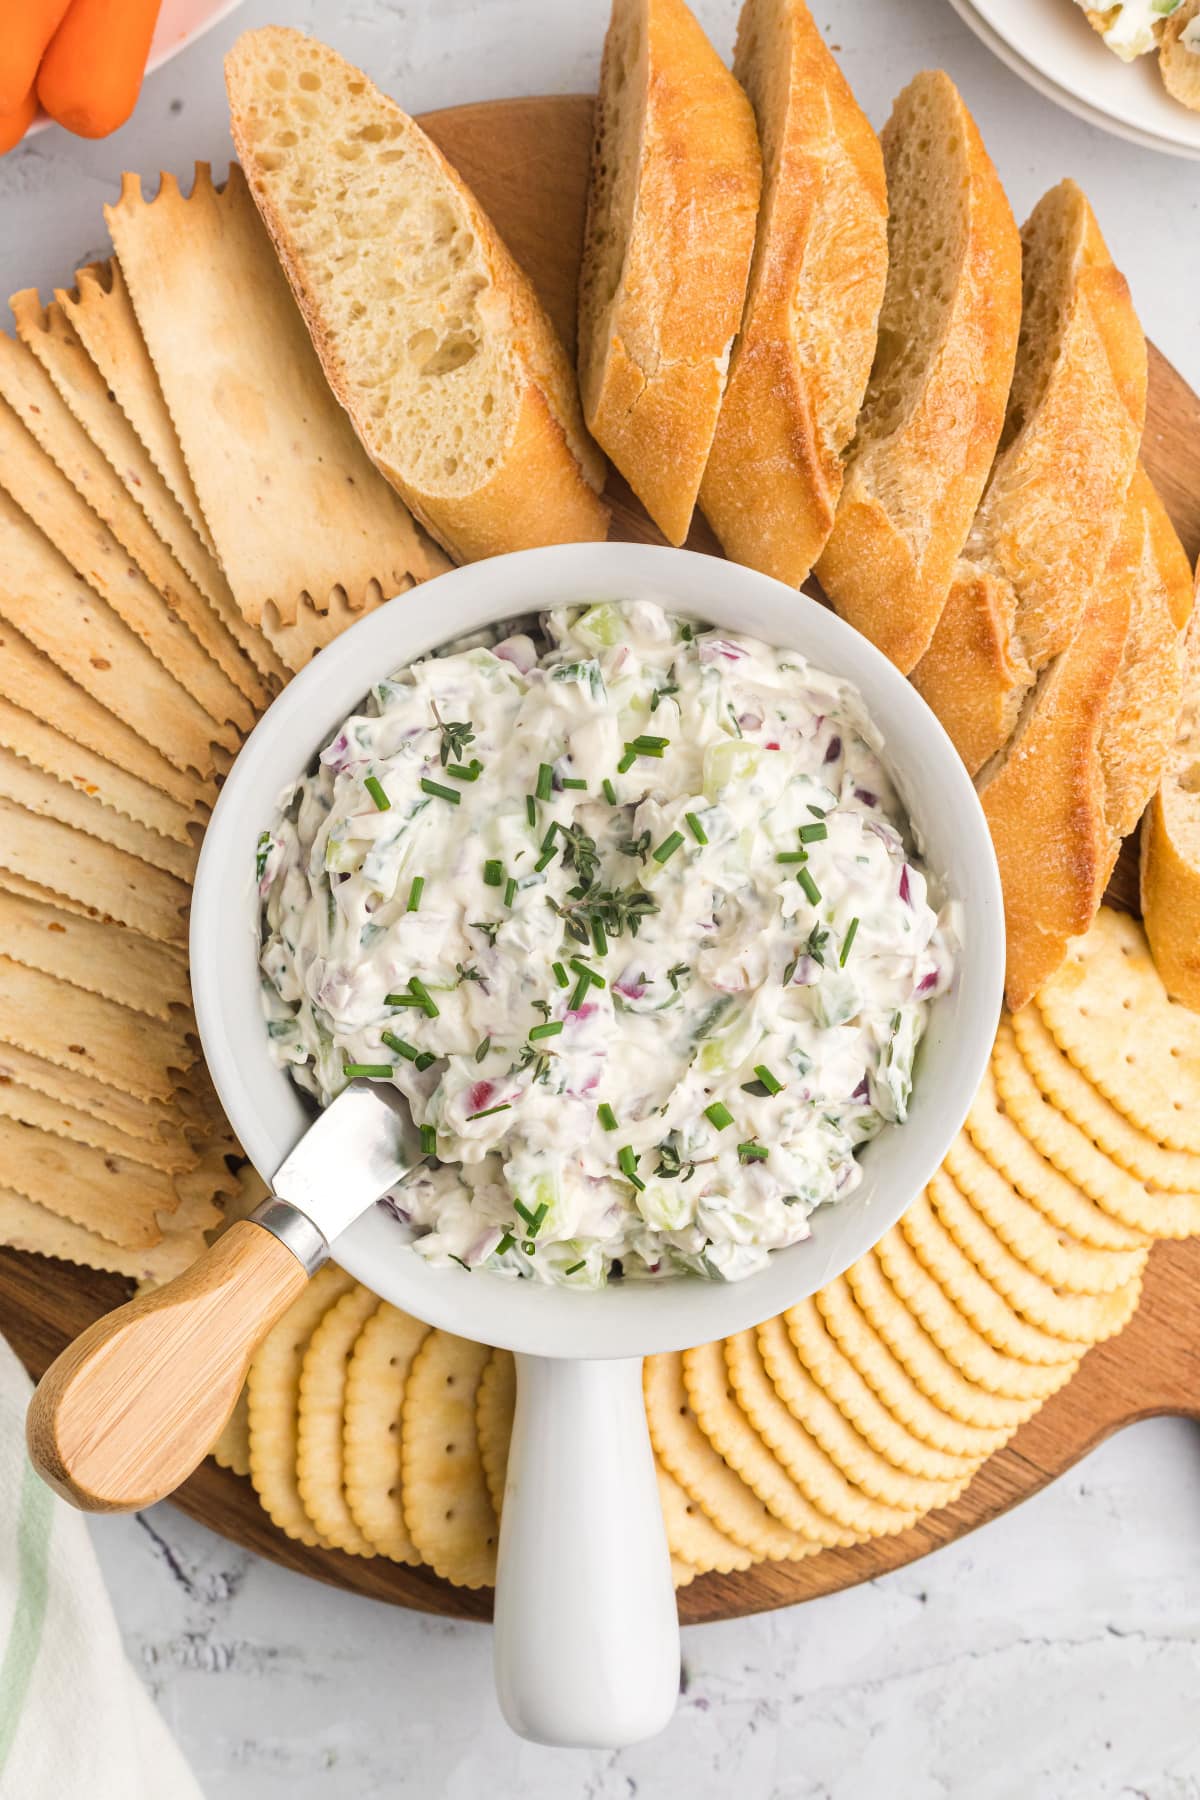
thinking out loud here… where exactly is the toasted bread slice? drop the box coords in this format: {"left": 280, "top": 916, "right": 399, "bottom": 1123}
{"left": 815, "top": 73, "right": 1021, "bottom": 674}
{"left": 576, "top": 0, "right": 761, "bottom": 546}
{"left": 225, "top": 28, "right": 608, "bottom": 565}
{"left": 1160, "top": 0, "right": 1200, "bottom": 111}
{"left": 698, "top": 0, "right": 887, "bottom": 587}
{"left": 1142, "top": 561, "right": 1200, "bottom": 1008}
{"left": 911, "top": 180, "right": 1146, "bottom": 774}
{"left": 978, "top": 469, "right": 1190, "bottom": 1012}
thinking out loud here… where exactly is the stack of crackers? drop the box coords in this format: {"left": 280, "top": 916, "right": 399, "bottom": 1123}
{"left": 0, "top": 164, "right": 446, "bottom": 1280}
{"left": 217, "top": 909, "right": 1200, "bottom": 1590}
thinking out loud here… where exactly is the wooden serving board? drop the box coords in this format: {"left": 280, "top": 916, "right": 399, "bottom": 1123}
{"left": 3, "top": 95, "right": 1199, "bottom": 1628}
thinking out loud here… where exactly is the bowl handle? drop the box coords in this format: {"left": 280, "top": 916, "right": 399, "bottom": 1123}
{"left": 492, "top": 1353, "right": 679, "bottom": 1746}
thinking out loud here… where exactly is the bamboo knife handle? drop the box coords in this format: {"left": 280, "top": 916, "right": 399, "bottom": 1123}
{"left": 26, "top": 1219, "right": 310, "bottom": 1512}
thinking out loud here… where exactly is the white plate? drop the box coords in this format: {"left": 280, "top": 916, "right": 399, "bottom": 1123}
{"left": 25, "top": 0, "right": 245, "bottom": 139}
{"left": 949, "top": 0, "right": 1200, "bottom": 157}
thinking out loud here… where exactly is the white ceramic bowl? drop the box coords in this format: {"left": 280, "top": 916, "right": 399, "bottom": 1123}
{"left": 191, "top": 542, "right": 1004, "bottom": 1748}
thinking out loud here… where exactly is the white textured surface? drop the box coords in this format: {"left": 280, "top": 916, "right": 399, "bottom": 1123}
{"left": 3, "top": 0, "right": 1199, "bottom": 1791}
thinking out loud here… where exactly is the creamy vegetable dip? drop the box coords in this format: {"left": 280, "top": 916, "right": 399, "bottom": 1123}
{"left": 1073, "top": 0, "right": 1184, "bottom": 60}
{"left": 258, "top": 601, "right": 957, "bottom": 1287}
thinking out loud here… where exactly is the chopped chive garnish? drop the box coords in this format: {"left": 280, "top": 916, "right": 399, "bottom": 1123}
{"left": 738, "top": 1142, "right": 769, "bottom": 1163}
{"left": 408, "top": 977, "right": 439, "bottom": 1018}
{"left": 504, "top": 877, "right": 518, "bottom": 908}
{"left": 553, "top": 961, "right": 569, "bottom": 988}
{"left": 630, "top": 735, "right": 669, "bottom": 754}
{"left": 562, "top": 776, "right": 587, "bottom": 790}
{"left": 592, "top": 919, "right": 608, "bottom": 958}
{"left": 602, "top": 778, "right": 618, "bottom": 805}
{"left": 564, "top": 1260, "right": 586, "bottom": 1275}
{"left": 343, "top": 1061, "right": 392, "bottom": 1079}
{"left": 569, "top": 956, "right": 605, "bottom": 989}
{"left": 597, "top": 1102, "right": 619, "bottom": 1132}
{"left": 704, "top": 1101, "right": 734, "bottom": 1130}
{"left": 569, "top": 974, "right": 590, "bottom": 1011}
{"left": 540, "top": 823, "right": 560, "bottom": 854}
{"left": 467, "top": 1102, "right": 512, "bottom": 1120}
{"left": 475, "top": 1036, "right": 491, "bottom": 1063}
{"left": 799, "top": 821, "right": 828, "bottom": 844}
{"left": 414, "top": 1052, "right": 436, "bottom": 1072}
{"left": 534, "top": 846, "right": 558, "bottom": 872}
{"left": 617, "top": 748, "right": 637, "bottom": 774}
{"left": 776, "top": 851, "right": 807, "bottom": 864}
{"left": 419, "top": 1124, "right": 437, "bottom": 1155}
{"left": 364, "top": 775, "right": 390, "bottom": 811}
{"left": 495, "top": 1231, "right": 515, "bottom": 1257}
{"left": 807, "top": 804, "right": 828, "bottom": 818}
{"left": 523, "top": 1240, "right": 536, "bottom": 1255}
{"left": 754, "top": 1064, "right": 784, "bottom": 1095}
{"left": 536, "top": 762, "right": 554, "bottom": 801}
{"left": 406, "top": 876, "right": 424, "bottom": 913}
{"left": 420, "top": 777, "right": 460, "bottom": 805}
{"left": 483, "top": 859, "right": 504, "bottom": 887}
{"left": 685, "top": 812, "right": 708, "bottom": 845}
{"left": 445, "top": 759, "right": 482, "bottom": 783}
{"left": 382, "top": 1032, "right": 419, "bottom": 1062}
{"left": 652, "top": 831, "right": 684, "bottom": 864}
{"left": 526, "top": 794, "right": 537, "bottom": 827}
{"left": 840, "top": 917, "right": 860, "bottom": 965}
{"left": 529, "top": 1020, "right": 564, "bottom": 1041}
{"left": 385, "top": 992, "right": 425, "bottom": 1007}
{"left": 617, "top": 1145, "right": 644, "bottom": 1189}
{"left": 515, "top": 1197, "right": 550, "bottom": 1234}
{"left": 798, "top": 868, "right": 822, "bottom": 906}
{"left": 448, "top": 1254, "right": 470, "bottom": 1270}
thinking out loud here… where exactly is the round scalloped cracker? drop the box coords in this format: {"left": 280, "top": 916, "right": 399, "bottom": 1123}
{"left": 297, "top": 1282, "right": 381, "bottom": 1557}
{"left": 899, "top": 1193, "right": 1087, "bottom": 1365}
{"left": 681, "top": 1340, "right": 848, "bottom": 1547}
{"left": 210, "top": 1385, "right": 250, "bottom": 1477}
{"left": 672, "top": 1557, "right": 698, "bottom": 1589}
{"left": 756, "top": 1314, "right": 969, "bottom": 1513}
{"left": 784, "top": 1296, "right": 982, "bottom": 1482}
{"left": 724, "top": 1330, "right": 922, "bottom": 1537}
{"left": 401, "top": 1330, "right": 498, "bottom": 1589}
{"left": 927, "top": 1170, "right": 1145, "bottom": 1346}
{"left": 945, "top": 1127, "right": 1146, "bottom": 1295}
{"left": 343, "top": 1302, "right": 430, "bottom": 1564}
{"left": 815, "top": 1277, "right": 1013, "bottom": 1459}
{"left": 872, "top": 1230, "right": 1079, "bottom": 1402}
{"left": 476, "top": 1348, "right": 515, "bottom": 1520}
{"left": 1010, "top": 1008, "right": 1200, "bottom": 1231}
{"left": 246, "top": 1264, "right": 355, "bottom": 1547}
{"left": 974, "top": 1037, "right": 1150, "bottom": 1251}
{"left": 644, "top": 1351, "right": 815, "bottom": 1561}
{"left": 1036, "top": 907, "right": 1200, "bottom": 1153}
{"left": 655, "top": 1466, "right": 758, "bottom": 1574}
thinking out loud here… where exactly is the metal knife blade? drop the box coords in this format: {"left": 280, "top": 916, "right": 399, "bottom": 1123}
{"left": 269, "top": 1081, "right": 427, "bottom": 1250}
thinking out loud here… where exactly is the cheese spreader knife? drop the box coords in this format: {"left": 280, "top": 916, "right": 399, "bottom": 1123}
{"left": 26, "top": 1081, "right": 426, "bottom": 1513}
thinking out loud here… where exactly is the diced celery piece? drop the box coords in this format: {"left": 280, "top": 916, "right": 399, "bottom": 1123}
{"left": 637, "top": 1183, "right": 695, "bottom": 1233}
{"left": 702, "top": 740, "right": 763, "bottom": 799}
{"left": 574, "top": 602, "right": 625, "bottom": 648}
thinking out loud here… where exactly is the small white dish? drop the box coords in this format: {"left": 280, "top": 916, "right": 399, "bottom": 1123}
{"left": 192, "top": 543, "right": 1004, "bottom": 1748}
{"left": 948, "top": 0, "right": 1200, "bottom": 158}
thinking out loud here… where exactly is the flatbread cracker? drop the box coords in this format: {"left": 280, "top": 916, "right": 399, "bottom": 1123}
{"left": 476, "top": 1348, "right": 514, "bottom": 1518}
{"left": 0, "top": 956, "right": 194, "bottom": 1101}
{"left": 0, "top": 1114, "right": 180, "bottom": 1246}
{"left": 0, "top": 868, "right": 115, "bottom": 928}
{"left": 0, "top": 1071, "right": 195, "bottom": 1174}
{"left": 261, "top": 576, "right": 417, "bottom": 674}
{"left": 343, "top": 1302, "right": 429, "bottom": 1563}
{"left": 211, "top": 1386, "right": 251, "bottom": 1477}
{"left": 815, "top": 1278, "right": 1012, "bottom": 1459}
{"left": 0, "top": 1184, "right": 205, "bottom": 1281}
{"left": 107, "top": 164, "right": 443, "bottom": 628}
{"left": 1011, "top": 1003, "right": 1200, "bottom": 1198}
{"left": 246, "top": 1264, "right": 355, "bottom": 1546}
{"left": 1037, "top": 907, "right": 1200, "bottom": 1154}
{"left": 0, "top": 749, "right": 195, "bottom": 884}
{"left": 401, "top": 1330, "right": 498, "bottom": 1588}
{"left": 644, "top": 1350, "right": 828, "bottom": 1560}
{"left": 681, "top": 1340, "right": 847, "bottom": 1547}
{"left": 0, "top": 797, "right": 189, "bottom": 945}
{"left": 655, "top": 1466, "right": 757, "bottom": 1575}
{"left": 784, "top": 1297, "right": 982, "bottom": 1481}
{"left": 0, "top": 381, "right": 256, "bottom": 731}
{"left": 0, "top": 619, "right": 207, "bottom": 809}
{"left": 297, "top": 1282, "right": 381, "bottom": 1556}
{"left": 0, "top": 1037, "right": 191, "bottom": 1148}
{"left": 0, "top": 889, "right": 189, "bottom": 1020}
{"left": 0, "top": 483, "right": 227, "bottom": 779}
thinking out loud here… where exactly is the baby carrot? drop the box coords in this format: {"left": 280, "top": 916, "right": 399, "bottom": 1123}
{"left": 0, "top": 0, "right": 71, "bottom": 116}
{"left": 37, "top": 0, "right": 163, "bottom": 140}
{"left": 0, "top": 87, "right": 38, "bottom": 158}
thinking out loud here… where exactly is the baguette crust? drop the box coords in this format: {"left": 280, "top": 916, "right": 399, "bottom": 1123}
{"left": 698, "top": 0, "right": 887, "bottom": 587}
{"left": 577, "top": 0, "right": 761, "bottom": 546}
{"left": 226, "top": 28, "right": 608, "bottom": 566}
{"left": 1142, "top": 569, "right": 1200, "bottom": 1009}
{"left": 815, "top": 73, "right": 1021, "bottom": 674}
{"left": 912, "top": 181, "right": 1146, "bottom": 774}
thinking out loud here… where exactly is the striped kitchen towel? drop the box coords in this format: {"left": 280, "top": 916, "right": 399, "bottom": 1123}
{"left": 0, "top": 1333, "right": 203, "bottom": 1800}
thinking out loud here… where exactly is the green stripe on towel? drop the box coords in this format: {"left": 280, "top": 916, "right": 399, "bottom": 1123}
{"left": 0, "top": 1462, "right": 54, "bottom": 1773}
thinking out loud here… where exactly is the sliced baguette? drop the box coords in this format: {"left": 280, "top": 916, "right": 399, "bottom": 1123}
{"left": 697, "top": 0, "right": 888, "bottom": 587}
{"left": 814, "top": 72, "right": 1021, "bottom": 674}
{"left": 978, "top": 468, "right": 1190, "bottom": 1012}
{"left": 1142, "top": 563, "right": 1200, "bottom": 1009}
{"left": 911, "top": 180, "right": 1146, "bottom": 774}
{"left": 225, "top": 27, "right": 608, "bottom": 565}
{"left": 576, "top": 0, "right": 761, "bottom": 546}
{"left": 1159, "top": 0, "right": 1200, "bottom": 111}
